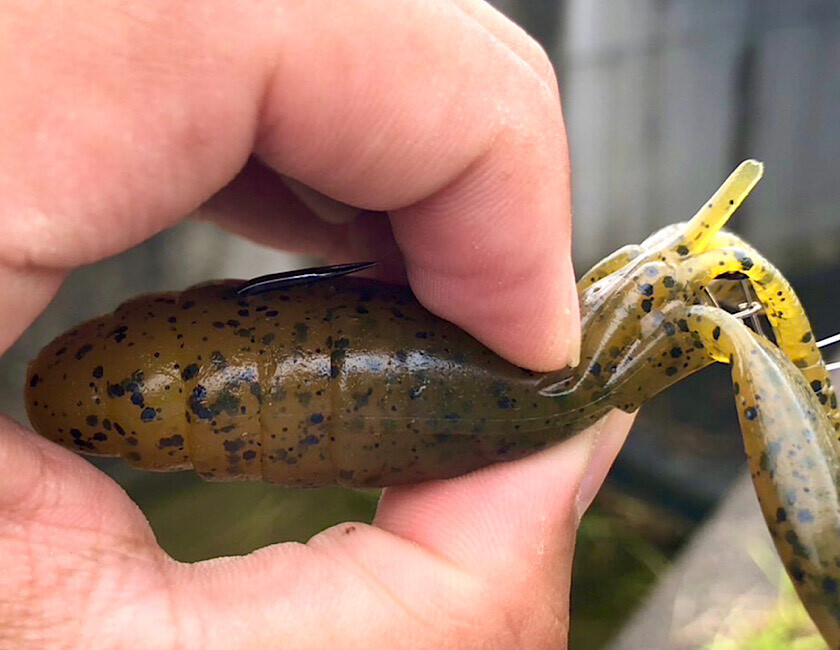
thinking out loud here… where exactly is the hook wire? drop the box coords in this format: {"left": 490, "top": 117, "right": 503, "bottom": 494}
{"left": 704, "top": 282, "right": 840, "bottom": 373}
{"left": 818, "top": 333, "right": 840, "bottom": 349}
{"left": 818, "top": 333, "right": 840, "bottom": 373}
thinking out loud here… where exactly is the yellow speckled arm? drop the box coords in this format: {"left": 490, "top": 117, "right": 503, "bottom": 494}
{"left": 686, "top": 305, "right": 840, "bottom": 647}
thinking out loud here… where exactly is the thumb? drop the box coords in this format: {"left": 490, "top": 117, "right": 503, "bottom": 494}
{"left": 374, "top": 409, "right": 635, "bottom": 586}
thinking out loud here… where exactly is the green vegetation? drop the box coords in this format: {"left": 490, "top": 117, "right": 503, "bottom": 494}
{"left": 702, "top": 573, "right": 826, "bottom": 650}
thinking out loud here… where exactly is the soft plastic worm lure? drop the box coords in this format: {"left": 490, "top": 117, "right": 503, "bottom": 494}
{"left": 24, "top": 161, "right": 840, "bottom": 645}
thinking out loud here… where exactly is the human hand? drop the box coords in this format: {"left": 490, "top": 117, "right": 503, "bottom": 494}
{"left": 0, "top": 1, "right": 634, "bottom": 648}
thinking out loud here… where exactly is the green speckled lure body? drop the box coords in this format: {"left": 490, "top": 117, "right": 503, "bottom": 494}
{"left": 24, "top": 161, "right": 840, "bottom": 646}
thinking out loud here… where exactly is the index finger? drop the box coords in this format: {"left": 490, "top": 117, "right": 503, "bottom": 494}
{"left": 252, "top": 1, "right": 578, "bottom": 371}
{"left": 0, "top": 0, "right": 578, "bottom": 370}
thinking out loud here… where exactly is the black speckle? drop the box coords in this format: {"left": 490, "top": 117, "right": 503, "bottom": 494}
{"left": 158, "top": 434, "right": 184, "bottom": 449}
{"left": 712, "top": 326, "right": 721, "bottom": 341}
{"left": 110, "top": 325, "right": 128, "bottom": 343}
{"left": 92, "top": 366, "right": 104, "bottom": 379}
{"left": 261, "top": 333, "right": 276, "bottom": 345}
{"left": 823, "top": 577, "right": 838, "bottom": 595}
{"left": 140, "top": 407, "right": 156, "bottom": 422}
{"left": 665, "top": 366, "right": 678, "bottom": 377}
{"left": 212, "top": 321, "right": 225, "bottom": 329}
{"left": 590, "top": 362, "right": 602, "bottom": 377}
{"left": 811, "top": 380, "right": 823, "bottom": 393}
{"left": 75, "top": 344, "right": 93, "bottom": 360}
{"left": 310, "top": 413, "right": 325, "bottom": 424}
{"left": 677, "top": 319, "right": 689, "bottom": 333}
{"left": 801, "top": 332, "right": 813, "bottom": 343}
{"left": 243, "top": 450, "right": 257, "bottom": 461}
{"left": 354, "top": 388, "right": 372, "bottom": 410}
{"left": 29, "top": 374, "right": 41, "bottom": 388}
{"left": 238, "top": 309, "right": 250, "bottom": 317}
{"left": 92, "top": 432, "right": 107, "bottom": 442}
{"left": 776, "top": 507, "right": 787, "bottom": 523}
{"left": 330, "top": 349, "right": 346, "bottom": 379}
{"left": 182, "top": 300, "right": 195, "bottom": 310}
{"left": 788, "top": 561, "right": 805, "bottom": 584}
{"left": 784, "top": 530, "right": 810, "bottom": 559}
{"left": 638, "top": 283, "right": 654, "bottom": 296}
{"left": 70, "top": 428, "right": 82, "bottom": 439}
{"left": 182, "top": 364, "right": 200, "bottom": 381}
{"left": 294, "top": 322, "right": 308, "bottom": 342}
{"left": 86, "top": 415, "right": 98, "bottom": 427}
{"left": 415, "top": 331, "right": 429, "bottom": 339}
{"left": 167, "top": 316, "right": 177, "bottom": 324}
{"left": 676, "top": 245, "right": 689, "bottom": 256}
{"left": 107, "top": 384, "right": 125, "bottom": 398}
{"left": 670, "top": 347, "right": 683, "bottom": 359}
{"left": 223, "top": 439, "right": 244, "bottom": 452}
{"left": 663, "top": 276, "right": 675, "bottom": 288}
{"left": 641, "top": 299, "right": 653, "bottom": 313}
{"left": 663, "top": 322, "right": 676, "bottom": 336}
{"left": 189, "top": 385, "right": 213, "bottom": 420}
{"left": 497, "top": 396, "right": 512, "bottom": 409}
{"left": 745, "top": 406, "right": 758, "bottom": 420}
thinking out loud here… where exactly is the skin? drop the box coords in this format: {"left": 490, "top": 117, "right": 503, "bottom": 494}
{"left": 0, "top": 1, "right": 635, "bottom": 648}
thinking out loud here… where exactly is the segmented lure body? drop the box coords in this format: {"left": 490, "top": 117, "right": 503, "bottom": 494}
{"left": 24, "top": 161, "right": 840, "bottom": 645}
{"left": 27, "top": 278, "right": 596, "bottom": 487}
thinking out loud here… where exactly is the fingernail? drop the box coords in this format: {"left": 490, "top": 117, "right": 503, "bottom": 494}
{"left": 574, "top": 410, "right": 634, "bottom": 522}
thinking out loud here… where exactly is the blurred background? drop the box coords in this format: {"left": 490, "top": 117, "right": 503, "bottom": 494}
{"left": 3, "top": 1, "right": 840, "bottom": 648}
